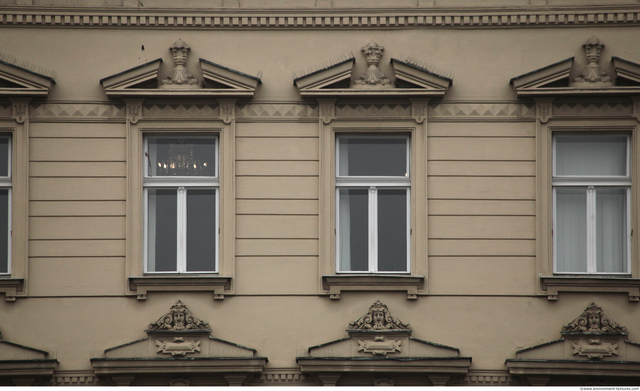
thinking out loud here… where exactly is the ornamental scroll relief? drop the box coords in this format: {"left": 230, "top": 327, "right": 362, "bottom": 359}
{"left": 562, "top": 302, "right": 627, "bottom": 334}
{"left": 148, "top": 300, "right": 210, "bottom": 331}
{"left": 348, "top": 300, "right": 411, "bottom": 331}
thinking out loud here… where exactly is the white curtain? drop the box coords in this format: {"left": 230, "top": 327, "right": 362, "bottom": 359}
{"left": 338, "top": 189, "right": 351, "bottom": 271}
{"left": 555, "top": 187, "right": 587, "bottom": 272}
{"left": 596, "top": 188, "right": 627, "bottom": 273}
{"left": 147, "top": 189, "right": 157, "bottom": 272}
{"left": 555, "top": 134, "right": 627, "bottom": 176}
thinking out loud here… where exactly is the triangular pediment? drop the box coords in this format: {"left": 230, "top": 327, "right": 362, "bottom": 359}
{"left": 100, "top": 39, "right": 261, "bottom": 98}
{"left": 612, "top": 56, "right": 640, "bottom": 86}
{"left": 510, "top": 57, "right": 574, "bottom": 95}
{"left": 506, "top": 303, "right": 640, "bottom": 384}
{"left": 511, "top": 36, "right": 640, "bottom": 97}
{"left": 297, "top": 301, "right": 470, "bottom": 385}
{"left": 294, "top": 42, "right": 452, "bottom": 98}
{"left": 0, "top": 59, "right": 55, "bottom": 97}
{"left": 0, "top": 329, "right": 57, "bottom": 381}
{"left": 91, "top": 301, "right": 267, "bottom": 383}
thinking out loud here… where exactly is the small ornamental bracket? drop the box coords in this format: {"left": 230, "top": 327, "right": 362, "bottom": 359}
{"left": 317, "top": 98, "right": 336, "bottom": 124}
{"left": 571, "top": 340, "right": 618, "bottom": 360}
{"left": 9, "top": 98, "right": 30, "bottom": 124}
{"left": 632, "top": 97, "right": 640, "bottom": 122}
{"left": 409, "top": 98, "right": 429, "bottom": 124}
{"left": 156, "top": 337, "right": 201, "bottom": 356}
{"left": 217, "top": 99, "right": 237, "bottom": 124}
{"left": 357, "top": 336, "right": 401, "bottom": 356}
{"left": 534, "top": 97, "right": 554, "bottom": 124}
{"left": 123, "top": 98, "right": 144, "bottom": 124}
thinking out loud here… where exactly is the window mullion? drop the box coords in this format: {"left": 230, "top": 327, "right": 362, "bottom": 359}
{"left": 587, "top": 186, "right": 596, "bottom": 273}
{"left": 369, "top": 186, "right": 377, "bottom": 273}
{"left": 177, "top": 187, "right": 187, "bottom": 273}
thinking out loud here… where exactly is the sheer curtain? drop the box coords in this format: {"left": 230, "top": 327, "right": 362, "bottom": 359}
{"left": 555, "top": 187, "right": 587, "bottom": 273}
{"left": 596, "top": 188, "right": 627, "bottom": 273}
{"left": 555, "top": 134, "right": 627, "bottom": 176}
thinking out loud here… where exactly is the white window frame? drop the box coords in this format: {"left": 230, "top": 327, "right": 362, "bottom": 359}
{"left": 335, "top": 134, "right": 411, "bottom": 274}
{"left": 552, "top": 132, "right": 632, "bottom": 275}
{"left": 0, "top": 135, "right": 11, "bottom": 276}
{"left": 143, "top": 134, "right": 220, "bottom": 274}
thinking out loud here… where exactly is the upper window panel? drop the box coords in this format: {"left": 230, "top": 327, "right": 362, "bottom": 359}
{"left": 554, "top": 134, "right": 628, "bottom": 177}
{"left": 147, "top": 137, "right": 217, "bottom": 177}
{"left": 337, "top": 137, "right": 409, "bottom": 177}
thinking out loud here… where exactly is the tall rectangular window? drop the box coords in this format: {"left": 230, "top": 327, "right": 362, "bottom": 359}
{"left": 553, "top": 133, "right": 631, "bottom": 274}
{"left": 144, "top": 135, "right": 219, "bottom": 273}
{"left": 0, "top": 136, "right": 9, "bottom": 276}
{"left": 336, "top": 135, "right": 410, "bottom": 273}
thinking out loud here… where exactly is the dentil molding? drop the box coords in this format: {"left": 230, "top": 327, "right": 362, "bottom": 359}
{"left": 0, "top": 7, "right": 639, "bottom": 29}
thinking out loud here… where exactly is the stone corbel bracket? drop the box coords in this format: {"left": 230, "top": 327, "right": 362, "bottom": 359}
{"left": 8, "top": 98, "right": 30, "bottom": 124}
{"left": 217, "top": 98, "right": 237, "bottom": 124}
{"left": 534, "top": 97, "right": 554, "bottom": 123}
{"left": 316, "top": 98, "right": 336, "bottom": 124}
{"left": 0, "top": 278, "right": 24, "bottom": 301}
{"left": 409, "top": 98, "right": 429, "bottom": 123}
{"left": 631, "top": 96, "right": 640, "bottom": 122}
{"left": 541, "top": 276, "right": 640, "bottom": 302}
{"left": 322, "top": 275, "right": 424, "bottom": 300}
{"left": 123, "top": 98, "right": 143, "bottom": 124}
{"left": 128, "top": 276, "right": 232, "bottom": 300}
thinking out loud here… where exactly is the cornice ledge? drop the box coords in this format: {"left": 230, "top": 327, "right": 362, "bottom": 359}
{"left": 541, "top": 275, "right": 640, "bottom": 302}
{"left": 1, "top": 7, "right": 639, "bottom": 29}
{"left": 128, "top": 276, "right": 232, "bottom": 300}
{"left": 322, "top": 275, "right": 424, "bottom": 300}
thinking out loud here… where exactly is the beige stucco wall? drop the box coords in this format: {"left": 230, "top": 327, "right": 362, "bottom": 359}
{"left": 1, "top": 0, "right": 639, "bottom": 385}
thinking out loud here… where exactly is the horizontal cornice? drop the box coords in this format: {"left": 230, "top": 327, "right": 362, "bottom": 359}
{"left": 0, "top": 5, "right": 639, "bottom": 29}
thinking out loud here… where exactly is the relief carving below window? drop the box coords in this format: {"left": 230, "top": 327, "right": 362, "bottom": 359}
{"left": 561, "top": 302, "right": 627, "bottom": 334}
{"left": 348, "top": 300, "right": 411, "bottom": 331}
{"left": 148, "top": 300, "right": 210, "bottom": 331}
{"left": 506, "top": 303, "right": 638, "bottom": 385}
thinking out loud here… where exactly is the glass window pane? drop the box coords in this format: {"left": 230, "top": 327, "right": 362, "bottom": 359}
{"left": 0, "top": 137, "right": 8, "bottom": 177}
{"left": 148, "top": 137, "right": 216, "bottom": 177}
{"left": 187, "top": 189, "right": 216, "bottom": 272}
{"left": 0, "top": 190, "right": 8, "bottom": 274}
{"left": 378, "top": 189, "right": 408, "bottom": 272}
{"left": 596, "top": 188, "right": 628, "bottom": 273}
{"left": 555, "top": 134, "right": 627, "bottom": 176}
{"left": 338, "top": 189, "right": 368, "bottom": 271}
{"left": 147, "top": 189, "right": 177, "bottom": 272}
{"left": 338, "top": 137, "right": 408, "bottom": 177}
{"left": 555, "top": 187, "right": 587, "bottom": 273}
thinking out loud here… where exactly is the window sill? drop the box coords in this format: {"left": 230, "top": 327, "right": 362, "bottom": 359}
{"left": 0, "top": 278, "right": 23, "bottom": 301}
{"left": 541, "top": 276, "right": 640, "bottom": 301}
{"left": 128, "top": 276, "right": 231, "bottom": 300}
{"left": 322, "top": 275, "right": 424, "bottom": 300}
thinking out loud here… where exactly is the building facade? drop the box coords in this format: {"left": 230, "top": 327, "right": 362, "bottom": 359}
{"left": 1, "top": 0, "right": 640, "bottom": 386}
